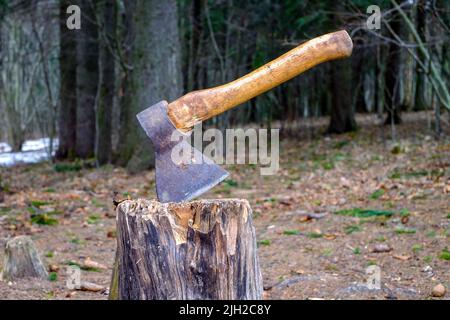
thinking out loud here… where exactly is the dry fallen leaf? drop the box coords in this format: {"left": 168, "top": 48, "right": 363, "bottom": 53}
{"left": 324, "top": 233, "right": 337, "bottom": 240}
{"left": 431, "top": 284, "right": 446, "bottom": 297}
{"left": 48, "top": 264, "right": 60, "bottom": 272}
{"left": 82, "top": 257, "right": 107, "bottom": 270}
{"left": 78, "top": 281, "right": 105, "bottom": 292}
{"left": 393, "top": 254, "right": 411, "bottom": 261}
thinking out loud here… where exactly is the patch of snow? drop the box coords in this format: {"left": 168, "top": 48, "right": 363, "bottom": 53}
{"left": 22, "top": 138, "right": 59, "bottom": 152}
{"left": 0, "top": 142, "right": 11, "bottom": 153}
{"left": 0, "top": 138, "right": 58, "bottom": 167}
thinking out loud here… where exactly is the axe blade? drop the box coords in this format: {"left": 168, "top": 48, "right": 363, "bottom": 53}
{"left": 137, "top": 101, "right": 229, "bottom": 203}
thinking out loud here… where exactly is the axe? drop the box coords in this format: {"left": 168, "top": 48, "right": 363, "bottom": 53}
{"left": 137, "top": 30, "right": 353, "bottom": 203}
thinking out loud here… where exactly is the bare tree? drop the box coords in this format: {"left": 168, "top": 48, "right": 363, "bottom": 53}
{"left": 96, "top": 0, "right": 117, "bottom": 165}
{"left": 117, "top": 0, "right": 183, "bottom": 172}
{"left": 57, "top": 0, "right": 77, "bottom": 159}
{"left": 0, "top": 15, "right": 39, "bottom": 151}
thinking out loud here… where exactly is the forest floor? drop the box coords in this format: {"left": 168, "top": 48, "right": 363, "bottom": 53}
{"left": 0, "top": 112, "right": 449, "bottom": 300}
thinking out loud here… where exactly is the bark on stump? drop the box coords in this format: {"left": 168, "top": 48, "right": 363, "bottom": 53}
{"left": 110, "top": 199, "right": 263, "bottom": 300}
{"left": 1, "top": 236, "right": 48, "bottom": 281}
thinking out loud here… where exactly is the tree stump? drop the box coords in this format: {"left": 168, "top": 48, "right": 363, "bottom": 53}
{"left": 110, "top": 199, "right": 263, "bottom": 300}
{"left": 1, "top": 236, "right": 48, "bottom": 281}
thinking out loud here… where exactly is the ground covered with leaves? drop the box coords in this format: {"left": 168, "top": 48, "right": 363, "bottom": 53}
{"left": 0, "top": 112, "right": 449, "bottom": 300}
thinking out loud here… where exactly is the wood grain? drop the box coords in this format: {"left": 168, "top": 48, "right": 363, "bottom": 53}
{"left": 168, "top": 30, "right": 353, "bottom": 131}
{"left": 1, "top": 236, "right": 48, "bottom": 281}
{"left": 110, "top": 199, "right": 263, "bottom": 300}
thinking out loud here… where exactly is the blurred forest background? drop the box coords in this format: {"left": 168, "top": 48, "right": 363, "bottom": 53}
{"left": 0, "top": 0, "right": 449, "bottom": 172}
{"left": 0, "top": 0, "right": 449, "bottom": 300}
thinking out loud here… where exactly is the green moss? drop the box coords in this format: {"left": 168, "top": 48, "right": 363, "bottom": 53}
{"left": 335, "top": 208, "right": 394, "bottom": 218}
{"left": 400, "top": 208, "right": 410, "bottom": 217}
{"left": 367, "top": 260, "right": 377, "bottom": 266}
{"left": 223, "top": 179, "right": 238, "bottom": 187}
{"left": 31, "top": 214, "right": 58, "bottom": 226}
{"left": 307, "top": 232, "right": 323, "bottom": 238}
{"left": 258, "top": 239, "right": 271, "bottom": 246}
{"left": 283, "top": 230, "right": 301, "bottom": 236}
{"left": 48, "top": 272, "right": 58, "bottom": 281}
{"left": 0, "top": 207, "right": 11, "bottom": 215}
{"left": 395, "top": 227, "right": 416, "bottom": 234}
{"left": 321, "top": 162, "right": 335, "bottom": 170}
{"left": 54, "top": 162, "right": 82, "bottom": 172}
{"left": 389, "top": 168, "right": 430, "bottom": 179}
{"left": 344, "top": 224, "right": 362, "bottom": 234}
{"left": 390, "top": 145, "right": 403, "bottom": 155}
{"left": 30, "top": 200, "right": 52, "bottom": 207}
{"left": 439, "top": 248, "right": 450, "bottom": 261}
{"left": 426, "top": 230, "right": 437, "bottom": 238}
{"left": 87, "top": 214, "right": 101, "bottom": 225}
{"left": 369, "top": 189, "right": 385, "bottom": 200}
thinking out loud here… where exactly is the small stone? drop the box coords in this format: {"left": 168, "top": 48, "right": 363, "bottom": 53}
{"left": 422, "top": 266, "right": 433, "bottom": 273}
{"left": 431, "top": 284, "right": 446, "bottom": 297}
{"left": 372, "top": 244, "right": 392, "bottom": 253}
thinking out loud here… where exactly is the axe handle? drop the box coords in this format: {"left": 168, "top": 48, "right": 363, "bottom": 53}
{"left": 168, "top": 30, "right": 353, "bottom": 131}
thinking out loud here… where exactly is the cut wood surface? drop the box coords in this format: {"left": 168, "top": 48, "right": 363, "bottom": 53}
{"left": 110, "top": 199, "right": 263, "bottom": 300}
{"left": 1, "top": 236, "right": 48, "bottom": 281}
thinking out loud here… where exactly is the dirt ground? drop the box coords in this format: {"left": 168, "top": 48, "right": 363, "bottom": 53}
{"left": 0, "top": 112, "right": 449, "bottom": 300}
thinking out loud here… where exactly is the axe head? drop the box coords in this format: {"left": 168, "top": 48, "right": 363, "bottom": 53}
{"left": 137, "top": 101, "right": 229, "bottom": 203}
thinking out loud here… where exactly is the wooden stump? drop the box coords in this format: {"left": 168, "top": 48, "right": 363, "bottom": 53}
{"left": 1, "top": 236, "right": 48, "bottom": 281}
{"left": 110, "top": 199, "right": 263, "bottom": 300}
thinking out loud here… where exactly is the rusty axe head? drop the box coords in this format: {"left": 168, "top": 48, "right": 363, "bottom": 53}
{"left": 137, "top": 101, "right": 229, "bottom": 203}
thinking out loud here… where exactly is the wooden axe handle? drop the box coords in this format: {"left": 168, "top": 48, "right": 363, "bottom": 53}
{"left": 168, "top": 30, "right": 353, "bottom": 131}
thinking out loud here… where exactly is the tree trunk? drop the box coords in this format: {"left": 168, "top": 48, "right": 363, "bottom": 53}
{"left": 0, "top": 175, "right": 4, "bottom": 203}
{"left": 1, "top": 236, "right": 48, "bottom": 281}
{"left": 75, "top": 0, "right": 99, "bottom": 159}
{"left": 117, "top": 0, "right": 183, "bottom": 173}
{"left": 56, "top": 0, "right": 77, "bottom": 160}
{"left": 327, "top": 59, "right": 357, "bottom": 134}
{"left": 109, "top": 199, "right": 263, "bottom": 300}
{"left": 96, "top": 0, "right": 116, "bottom": 165}
{"left": 187, "top": 0, "right": 205, "bottom": 91}
{"left": 384, "top": 12, "right": 403, "bottom": 125}
{"left": 327, "top": 2, "right": 356, "bottom": 134}
{"left": 414, "top": 0, "right": 430, "bottom": 110}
